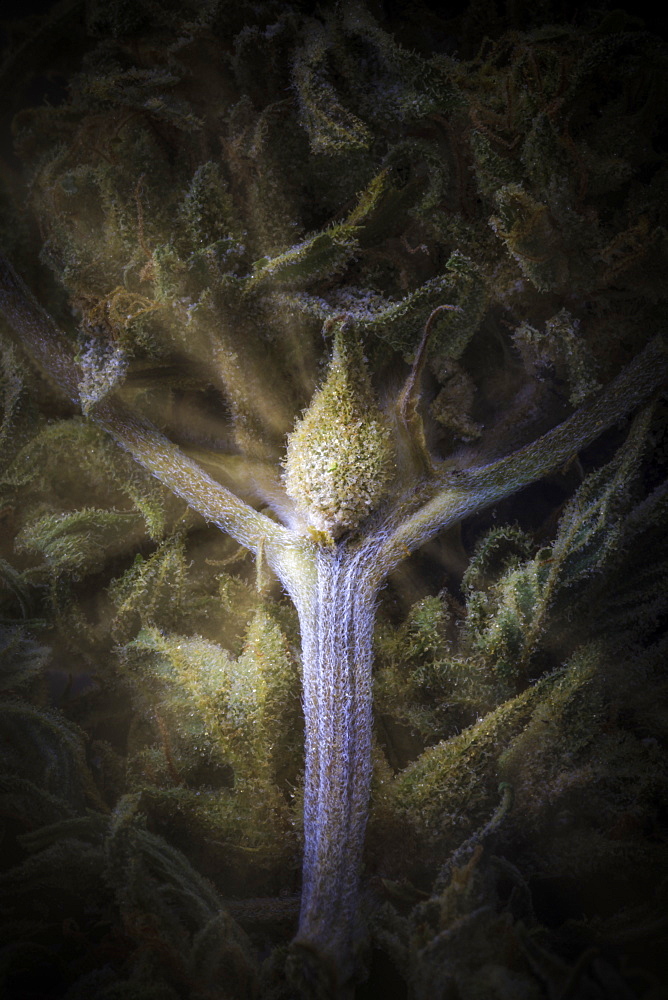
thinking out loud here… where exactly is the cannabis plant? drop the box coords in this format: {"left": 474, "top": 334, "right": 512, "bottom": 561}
{"left": 1, "top": 2, "right": 667, "bottom": 998}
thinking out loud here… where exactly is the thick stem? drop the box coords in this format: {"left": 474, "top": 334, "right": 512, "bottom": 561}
{"left": 290, "top": 541, "right": 381, "bottom": 995}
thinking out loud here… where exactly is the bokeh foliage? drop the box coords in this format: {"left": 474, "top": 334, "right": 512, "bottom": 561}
{"left": 1, "top": 0, "right": 667, "bottom": 997}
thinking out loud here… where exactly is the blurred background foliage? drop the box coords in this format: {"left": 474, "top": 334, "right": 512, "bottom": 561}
{"left": 0, "top": 0, "right": 667, "bottom": 997}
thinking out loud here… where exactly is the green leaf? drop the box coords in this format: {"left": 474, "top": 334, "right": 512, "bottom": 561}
{"left": 0, "top": 702, "right": 97, "bottom": 808}
{"left": 16, "top": 508, "right": 141, "bottom": 580}
{"left": 0, "top": 628, "right": 49, "bottom": 691}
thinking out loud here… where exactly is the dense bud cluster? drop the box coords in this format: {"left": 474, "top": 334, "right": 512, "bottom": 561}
{"left": 284, "top": 320, "right": 394, "bottom": 537}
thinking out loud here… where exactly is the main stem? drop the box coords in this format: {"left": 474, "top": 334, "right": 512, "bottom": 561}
{"left": 290, "top": 539, "right": 383, "bottom": 995}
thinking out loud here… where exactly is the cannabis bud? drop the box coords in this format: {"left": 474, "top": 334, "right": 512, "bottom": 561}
{"left": 284, "top": 318, "right": 394, "bottom": 538}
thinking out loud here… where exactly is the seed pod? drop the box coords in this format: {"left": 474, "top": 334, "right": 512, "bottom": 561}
{"left": 284, "top": 319, "right": 394, "bottom": 538}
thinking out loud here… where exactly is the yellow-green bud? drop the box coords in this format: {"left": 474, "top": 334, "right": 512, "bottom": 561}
{"left": 284, "top": 320, "right": 394, "bottom": 537}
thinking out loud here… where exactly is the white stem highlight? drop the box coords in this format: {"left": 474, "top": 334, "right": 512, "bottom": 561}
{"left": 291, "top": 540, "right": 382, "bottom": 992}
